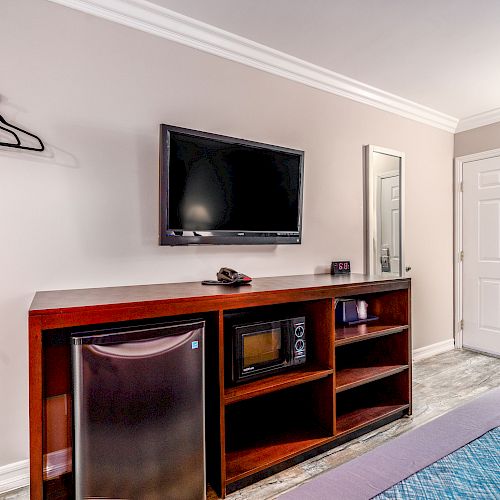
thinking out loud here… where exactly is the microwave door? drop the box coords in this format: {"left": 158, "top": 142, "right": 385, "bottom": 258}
{"left": 239, "top": 324, "right": 286, "bottom": 378}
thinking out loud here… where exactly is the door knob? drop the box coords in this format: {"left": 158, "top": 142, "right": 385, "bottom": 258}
{"left": 405, "top": 266, "right": 412, "bottom": 272}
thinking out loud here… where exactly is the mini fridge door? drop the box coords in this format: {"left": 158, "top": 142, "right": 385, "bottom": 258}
{"left": 71, "top": 320, "right": 205, "bottom": 500}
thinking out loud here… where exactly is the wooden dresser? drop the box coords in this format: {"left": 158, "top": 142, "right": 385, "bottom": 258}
{"left": 29, "top": 273, "right": 411, "bottom": 499}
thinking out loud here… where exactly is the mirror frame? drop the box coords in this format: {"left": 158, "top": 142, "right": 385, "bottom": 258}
{"left": 364, "top": 145, "right": 405, "bottom": 277}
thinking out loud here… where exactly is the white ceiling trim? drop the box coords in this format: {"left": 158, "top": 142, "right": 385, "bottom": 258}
{"left": 456, "top": 107, "right": 500, "bottom": 133}
{"left": 48, "top": 0, "right": 459, "bottom": 132}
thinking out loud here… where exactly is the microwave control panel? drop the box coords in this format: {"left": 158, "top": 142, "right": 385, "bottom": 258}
{"left": 292, "top": 318, "right": 306, "bottom": 363}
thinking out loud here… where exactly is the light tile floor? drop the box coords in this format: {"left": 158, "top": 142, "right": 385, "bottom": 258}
{"left": 2, "top": 349, "right": 499, "bottom": 500}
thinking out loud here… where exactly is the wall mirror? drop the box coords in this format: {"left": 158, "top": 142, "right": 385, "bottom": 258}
{"left": 365, "top": 145, "right": 405, "bottom": 276}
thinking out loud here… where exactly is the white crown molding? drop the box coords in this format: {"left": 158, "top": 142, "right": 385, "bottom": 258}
{"left": 456, "top": 107, "right": 500, "bottom": 133}
{"left": 47, "top": 0, "right": 458, "bottom": 133}
{"left": 0, "top": 459, "right": 29, "bottom": 494}
{"left": 412, "top": 338, "right": 455, "bottom": 362}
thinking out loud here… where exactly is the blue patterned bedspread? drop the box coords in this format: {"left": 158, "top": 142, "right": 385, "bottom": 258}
{"left": 374, "top": 426, "right": 500, "bottom": 499}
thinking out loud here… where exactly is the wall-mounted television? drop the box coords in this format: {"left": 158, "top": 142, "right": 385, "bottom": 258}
{"left": 159, "top": 124, "right": 304, "bottom": 245}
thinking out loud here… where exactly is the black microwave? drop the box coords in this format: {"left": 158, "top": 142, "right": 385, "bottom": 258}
{"left": 230, "top": 317, "right": 306, "bottom": 383}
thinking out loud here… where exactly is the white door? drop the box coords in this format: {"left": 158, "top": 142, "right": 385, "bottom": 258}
{"left": 377, "top": 173, "right": 400, "bottom": 275}
{"left": 463, "top": 154, "right": 500, "bottom": 356}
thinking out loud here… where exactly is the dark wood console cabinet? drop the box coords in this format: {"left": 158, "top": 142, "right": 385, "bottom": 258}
{"left": 29, "top": 273, "right": 411, "bottom": 499}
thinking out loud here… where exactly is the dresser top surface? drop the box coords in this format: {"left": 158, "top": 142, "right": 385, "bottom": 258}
{"left": 30, "top": 273, "right": 410, "bottom": 315}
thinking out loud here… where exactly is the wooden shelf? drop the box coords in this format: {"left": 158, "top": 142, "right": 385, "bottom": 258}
{"left": 336, "top": 365, "right": 409, "bottom": 393}
{"left": 226, "top": 427, "right": 332, "bottom": 483}
{"left": 224, "top": 366, "right": 334, "bottom": 405}
{"left": 335, "top": 322, "right": 408, "bottom": 346}
{"left": 225, "top": 377, "right": 334, "bottom": 485}
{"left": 336, "top": 403, "right": 410, "bottom": 435}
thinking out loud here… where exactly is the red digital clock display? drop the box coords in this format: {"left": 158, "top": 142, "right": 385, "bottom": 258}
{"left": 331, "top": 261, "right": 351, "bottom": 275}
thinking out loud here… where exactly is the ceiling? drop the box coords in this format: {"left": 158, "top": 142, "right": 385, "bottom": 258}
{"left": 150, "top": 0, "right": 500, "bottom": 122}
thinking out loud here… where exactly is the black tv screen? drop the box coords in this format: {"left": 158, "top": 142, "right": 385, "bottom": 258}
{"left": 159, "top": 125, "right": 304, "bottom": 245}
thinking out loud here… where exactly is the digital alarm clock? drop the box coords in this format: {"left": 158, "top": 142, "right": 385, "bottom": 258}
{"left": 331, "top": 261, "right": 351, "bottom": 275}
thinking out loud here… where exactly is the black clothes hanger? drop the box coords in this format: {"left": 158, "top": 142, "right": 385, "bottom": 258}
{"left": 0, "top": 123, "right": 21, "bottom": 147}
{"left": 0, "top": 114, "right": 44, "bottom": 152}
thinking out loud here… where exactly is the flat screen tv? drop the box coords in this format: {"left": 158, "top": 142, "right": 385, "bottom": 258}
{"left": 159, "top": 124, "right": 304, "bottom": 245}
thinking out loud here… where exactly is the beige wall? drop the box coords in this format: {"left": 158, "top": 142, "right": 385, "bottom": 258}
{"left": 0, "top": 0, "right": 454, "bottom": 467}
{"left": 455, "top": 121, "right": 500, "bottom": 157}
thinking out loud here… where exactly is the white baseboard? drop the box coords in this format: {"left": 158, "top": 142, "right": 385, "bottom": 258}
{"left": 412, "top": 338, "right": 455, "bottom": 362}
{"left": 0, "top": 459, "right": 29, "bottom": 495}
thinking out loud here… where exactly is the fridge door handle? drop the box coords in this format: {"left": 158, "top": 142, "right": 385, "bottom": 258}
{"left": 71, "top": 320, "right": 205, "bottom": 346}
{"left": 88, "top": 328, "right": 201, "bottom": 359}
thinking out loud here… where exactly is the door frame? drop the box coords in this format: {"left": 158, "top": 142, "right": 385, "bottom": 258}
{"left": 454, "top": 147, "right": 500, "bottom": 348}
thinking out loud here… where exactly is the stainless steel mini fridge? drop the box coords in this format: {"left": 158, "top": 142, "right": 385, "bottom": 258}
{"left": 71, "top": 319, "right": 205, "bottom": 500}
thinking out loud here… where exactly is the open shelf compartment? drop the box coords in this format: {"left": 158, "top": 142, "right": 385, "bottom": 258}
{"left": 42, "top": 339, "right": 72, "bottom": 486}
{"left": 336, "top": 370, "right": 410, "bottom": 435}
{"left": 335, "top": 288, "right": 409, "bottom": 346}
{"left": 223, "top": 298, "right": 334, "bottom": 402}
{"left": 336, "top": 330, "right": 409, "bottom": 392}
{"left": 225, "top": 376, "right": 334, "bottom": 483}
